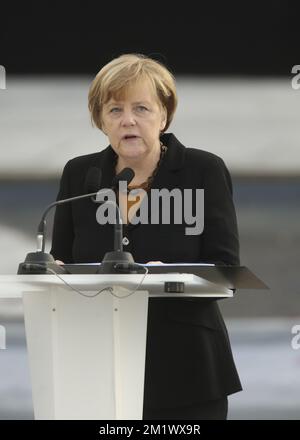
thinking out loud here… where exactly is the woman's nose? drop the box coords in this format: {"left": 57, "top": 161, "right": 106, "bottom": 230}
{"left": 120, "top": 110, "right": 136, "bottom": 126}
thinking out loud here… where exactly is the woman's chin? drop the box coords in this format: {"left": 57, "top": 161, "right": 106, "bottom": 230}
{"left": 120, "top": 146, "right": 145, "bottom": 160}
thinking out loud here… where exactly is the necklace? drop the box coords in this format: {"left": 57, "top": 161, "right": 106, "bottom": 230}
{"left": 113, "top": 142, "right": 167, "bottom": 194}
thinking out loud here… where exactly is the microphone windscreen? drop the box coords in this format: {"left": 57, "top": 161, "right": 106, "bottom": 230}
{"left": 84, "top": 167, "right": 102, "bottom": 193}
{"left": 112, "top": 167, "right": 135, "bottom": 188}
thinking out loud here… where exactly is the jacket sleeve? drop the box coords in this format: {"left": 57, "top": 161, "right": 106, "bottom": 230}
{"left": 201, "top": 155, "right": 240, "bottom": 266}
{"left": 50, "top": 160, "right": 75, "bottom": 263}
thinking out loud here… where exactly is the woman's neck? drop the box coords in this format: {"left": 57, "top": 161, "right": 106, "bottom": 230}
{"left": 116, "top": 145, "right": 161, "bottom": 185}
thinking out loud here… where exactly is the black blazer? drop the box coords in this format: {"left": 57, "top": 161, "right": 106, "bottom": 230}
{"left": 50, "top": 133, "right": 242, "bottom": 409}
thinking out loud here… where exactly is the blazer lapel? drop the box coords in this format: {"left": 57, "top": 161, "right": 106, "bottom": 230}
{"left": 98, "top": 145, "right": 116, "bottom": 189}
{"left": 152, "top": 132, "right": 186, "bottom": 188}
{"left": 126, "top": 133, "right": 187, "bottom": 230}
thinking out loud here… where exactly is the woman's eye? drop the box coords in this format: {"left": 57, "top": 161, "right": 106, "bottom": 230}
{"left": 110, "top": 107, "right": 121, "bottom": 113}
{"left": 136, "top": 106, "right": 148, "bottom": 112}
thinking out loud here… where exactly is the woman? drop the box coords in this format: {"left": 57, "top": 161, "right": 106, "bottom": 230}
{"left": 51, "top": 53, "right": 242, "bottom": 420}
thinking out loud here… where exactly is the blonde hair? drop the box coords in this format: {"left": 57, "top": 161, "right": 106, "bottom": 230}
{"left": 88, "top": 53, "right": 177, "bottom": 132}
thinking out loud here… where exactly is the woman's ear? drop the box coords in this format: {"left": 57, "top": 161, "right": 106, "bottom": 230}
{"left": 160, "top": 108, "right": 167, "bottom": 131}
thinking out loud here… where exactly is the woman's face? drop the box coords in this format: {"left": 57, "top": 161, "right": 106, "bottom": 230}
{"left": 101, "top": 78, "right": 166, "bottom": 161}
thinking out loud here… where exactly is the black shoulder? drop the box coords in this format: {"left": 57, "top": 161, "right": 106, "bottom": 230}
{"left": 57, "top": 148, "right": 109, "bottom": 195}
{"left": 185, "top": 147, "right": 226, "bottom": 168}
{"left": 183, "top": 146, "right": 233, "bottom": 192}
{"left": 64, "top": 149, "right": 105, "bottom": 172}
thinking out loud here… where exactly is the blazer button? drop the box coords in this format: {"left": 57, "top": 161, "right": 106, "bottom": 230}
{"left": 122, "top": 236, "right": 130, "bottom": 246}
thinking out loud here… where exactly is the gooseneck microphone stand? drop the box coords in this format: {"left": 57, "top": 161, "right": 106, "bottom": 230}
{"left": 97, "top": 167, "right": 143, "bottom": 274}
{"left": 96, "top": 199, "right": 136, "bottom": 274}
{"left": 18, "top": 167, "right": 103, "bottom": 274}
{"left": 18, "top": 190, "right": 104, "bottom": 274}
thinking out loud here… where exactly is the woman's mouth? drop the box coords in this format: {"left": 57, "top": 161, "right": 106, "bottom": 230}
{"left": 122, "top": 135, "right": 140, "bottom": 141}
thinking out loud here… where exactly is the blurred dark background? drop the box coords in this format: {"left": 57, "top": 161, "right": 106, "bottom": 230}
{"left": 1, "top": 0, "right": 299, "bottom": 75}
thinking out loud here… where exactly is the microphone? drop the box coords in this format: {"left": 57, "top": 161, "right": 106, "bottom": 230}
{"left": 94, "top": 167, "right": 134, "bottom": 250}
{"left": 111, "top": 167, "right": 135, "bottom": 190}
{"left": 111, "top": 167, "right": 134, "bottom": 252}
{"left": 97, "top": 167, "right": 139, "bottom": 274}
{"left": 18, "top": 168, "right": 102, "bottom": 274}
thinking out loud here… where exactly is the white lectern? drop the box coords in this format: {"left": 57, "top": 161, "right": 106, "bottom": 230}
{"left": 0, "top": 271, "right": 235, "bottom": 420}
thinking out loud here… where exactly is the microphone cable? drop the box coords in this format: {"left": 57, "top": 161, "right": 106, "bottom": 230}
{"left": 22, "top": 263, "right": 149, "bottom": 299}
